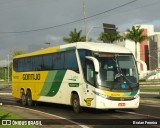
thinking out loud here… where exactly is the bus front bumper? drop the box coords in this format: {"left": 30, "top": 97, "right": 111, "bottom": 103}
{"left": 95, "top": 95, "right": 140, "bottom": 109}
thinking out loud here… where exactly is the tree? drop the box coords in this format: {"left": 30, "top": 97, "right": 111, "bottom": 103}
{"left": 98, "top": 32, "right": 124, "bottom": 43}
{"left": 9, "top": 50, "right": 25, "bottom": 79}
{"left": 63, "top": 28, "right": 86, "bottom": 43}
{"left": 126, "top": 25, "right": 148, "bottom": 59}
{"left": 11, "top": 50, "right": 25, "bottom": 58}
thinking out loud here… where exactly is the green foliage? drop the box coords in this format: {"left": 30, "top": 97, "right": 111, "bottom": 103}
{"left": 98, "top": 32, "right": 124, "bottom": 43}
{"left": 11, "top": 50, "right": 25, "bottom": 59}
{"left": 0, "top": 109, "right": 22, "bottom": 119}
{"left": 0, "top": 109, "right": 37, "bottom": 128}
{"left": 63, "top": 28, "right": 87, "bottom": 43}
{"left": 126, "top": 26, "right": 148, "bottom": 43}
{"left": 125, "top": 25, "right": 148, "bottom": 59}
{"left": 0, "top": 67, "right": 6, "bottom": 80}
{"left": 140, "top": 88, "right": 160, "bottom": 92}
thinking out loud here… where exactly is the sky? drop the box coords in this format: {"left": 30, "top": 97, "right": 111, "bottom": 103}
{"left": 0, "top": 0, "right": 160, "bottom": 65}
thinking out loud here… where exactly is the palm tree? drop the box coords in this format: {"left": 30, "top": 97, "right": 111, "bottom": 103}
{"left": 63, "top": 28, "right": 86, "bottom": 43}
{"left": 98, "top": 32, "right": 124, "bottom": 43}
{"left": 126, "top": 25, "right": 148, "bottom": 59}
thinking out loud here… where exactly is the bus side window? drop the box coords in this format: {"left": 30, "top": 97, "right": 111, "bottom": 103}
{"left": 13, "top": 59, "right": 18, "bottom": 71}
{"left": 64, "top": 51, "right": 79, "bottom": 72}
{"left": 54, "top": 52, "right": 64, "bottom": 70}
{"left": 43, "top": 54, "right": 53, "bottom": 70}
{"left": 23, "top": 57, "right": 33, "bottom": 71}
{"left": 85, "top": 59, "right": 95, "bottom": 86}
{"left": 33, "top": 56, "right": 43, "bottom": 71}
{"left": 78, "top": 49, "right": 92, "bottom": 75}
{"left": 18, "top": 59, "right": 24, "bottom": 72}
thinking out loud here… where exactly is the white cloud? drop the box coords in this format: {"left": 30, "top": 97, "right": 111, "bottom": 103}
{"left": 0, "top": 60, "right": 7, "bottom": 67}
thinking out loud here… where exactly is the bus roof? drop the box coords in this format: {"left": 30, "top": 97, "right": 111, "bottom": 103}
{"left": 14, "top": 42, "right": 131, "bottom": 58}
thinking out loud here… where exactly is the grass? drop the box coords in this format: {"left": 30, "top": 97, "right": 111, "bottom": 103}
{"left": 140, "top": 88, "right": 160, "bottom": 92}
{"left": 0, "top": 81, "right": 11, "bottom": 86}
{"left": 0, "top": 109, "right": 37, "bottom": 128}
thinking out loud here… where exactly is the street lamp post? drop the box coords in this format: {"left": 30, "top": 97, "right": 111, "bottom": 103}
{"left": 4, "top": 68, "right": 6, "bottom": 81}
{"left": 82, "top": 0, "right": 88, "bottom": 37}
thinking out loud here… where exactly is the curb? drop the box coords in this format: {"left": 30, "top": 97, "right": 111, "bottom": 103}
{"left": 0, "top": 93, "right": 12, "bottom": 95}
{"left": 140, "top": 92, "right": 160, "bottom": 95}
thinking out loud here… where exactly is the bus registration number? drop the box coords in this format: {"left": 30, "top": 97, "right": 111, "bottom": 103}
{"left": 118, "top": 103, "right": 126, "bottom": 106}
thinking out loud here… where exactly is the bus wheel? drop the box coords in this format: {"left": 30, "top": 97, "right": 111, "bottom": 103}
{"left": 21, "top": 92, "right": 27, "bottom": 106}
{"left": 26, "top": 90, "right": 33, "bottom": 107}
{"left": 72, "top": 94, "right": 82, "bottom": 113}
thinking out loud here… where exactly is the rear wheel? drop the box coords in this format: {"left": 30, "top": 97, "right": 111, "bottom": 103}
{"left": 26, "top": 90, "right": 33, "bottom": 107}
{"left": 72, "top": 94, "right": 82, "bottom": 113}
{"left": 21, "top": 91, "right": 27, "bottom": 106}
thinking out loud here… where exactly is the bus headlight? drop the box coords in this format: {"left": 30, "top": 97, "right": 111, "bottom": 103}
{"left": 93, "top": 91, "right": 107, "bottom": 99}
{"left": 134, "top": 94, "right": 139, "bottom": 99}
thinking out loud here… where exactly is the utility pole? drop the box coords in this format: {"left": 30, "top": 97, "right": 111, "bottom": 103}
{"left": 7, "top": 54, "right": 9, "bottom": 84}
{"left": 5, "top": 68, "right": 6, "bottom": 81}
{"left": 82, "top": 0, "right": 88, "bottom": 38}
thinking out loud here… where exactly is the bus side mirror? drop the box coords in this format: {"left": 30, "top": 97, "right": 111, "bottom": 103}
{"left": 85, "top": 56, "right": 100, "bottom": 73}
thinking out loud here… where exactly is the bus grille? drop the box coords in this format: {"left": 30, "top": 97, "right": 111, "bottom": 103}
{"left": 107, "top": 97, "right": 135, "bottom": 101}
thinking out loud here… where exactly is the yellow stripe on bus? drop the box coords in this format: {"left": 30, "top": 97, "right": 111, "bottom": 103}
{"left": 102, "top": 90, "right": 124, "bottom": 97}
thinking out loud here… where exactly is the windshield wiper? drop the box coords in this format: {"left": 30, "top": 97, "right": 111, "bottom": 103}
{"left": 115, "top": 73, "right": 123, "bottom": 79}
{"left": 114, "top": 55, "right": 134, "bottom": 91}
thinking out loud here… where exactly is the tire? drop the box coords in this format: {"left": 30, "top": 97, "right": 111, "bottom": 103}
{"left": 21, "top": 91, "right": 27, "bottom": 106}
{"left": 72, "top": 94, "right": 82, "bottom": 113}
{"left": 26, "top": 90, "right": 33, "bottom": 107}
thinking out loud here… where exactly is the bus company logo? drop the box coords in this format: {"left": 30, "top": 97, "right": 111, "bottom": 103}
{"left": 2, "top": 120, "right": 11, "bottom": 125}
{"left": 22, "top": 74, "right": 40, "bottom": 80}
{"left": 13, "top": 76, "right": 19, "bottom": 79}
{"left": 111, "top": 93, "right": 120, "bottom": 97}
{"left": 84, "top": 98, "right": 93, "bottom": 106}
{"left": 68, "top": 76, "right": 78, "bottom": 81}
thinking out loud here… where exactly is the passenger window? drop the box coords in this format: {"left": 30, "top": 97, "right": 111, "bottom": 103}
{"left": 33, "top": 56, "right": 43, "bottom": 71}
{"left": 85, "top": 59, "right": 95, "bottom": 86}
{"left": 64, "top": 51, "right": 79, "bottom": 72}
{"left": 24, "top": 58, "right": 32, "bottom": 71}
{"left": 18, "top": 59, "right": 24, "bottom": 72}
{"left": 43, "top": 54, "right": 53, "bottom": 70}
{"left": 54, "top": 52, "right": 64, "bottom": 70}
{"left": 13, "top": 59, "right": 18, "bottom": 71}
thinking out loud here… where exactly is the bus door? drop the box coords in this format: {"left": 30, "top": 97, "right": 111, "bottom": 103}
{"left": 83, "top": 59, "right": 96, "bottom": 107}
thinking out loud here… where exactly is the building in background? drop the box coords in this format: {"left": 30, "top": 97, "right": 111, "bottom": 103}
{"left": 149, "top": 34, "right": 160, "bottom": 70}
{"left": 115, "top": 24, "right": 160, "bottom": 73}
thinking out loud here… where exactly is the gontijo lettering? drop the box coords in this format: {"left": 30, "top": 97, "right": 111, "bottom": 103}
{"left": 23, "top": 74, "right": 40, "bottom": 80}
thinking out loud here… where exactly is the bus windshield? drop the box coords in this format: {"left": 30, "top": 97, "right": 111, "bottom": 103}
{"left": 95, "top": 53, "right": 139, "bottom": 91}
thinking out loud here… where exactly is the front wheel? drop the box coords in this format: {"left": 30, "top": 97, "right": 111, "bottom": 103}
{"left": 72, "top": 94, "right": 82, "bottom": 113}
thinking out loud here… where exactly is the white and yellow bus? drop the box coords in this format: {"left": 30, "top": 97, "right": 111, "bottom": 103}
{"left": 12, "top": 42, "right": 140, "bottom": 113}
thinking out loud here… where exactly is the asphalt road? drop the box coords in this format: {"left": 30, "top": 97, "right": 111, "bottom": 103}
{"left": 0, "top": 85, "right": 160, "bottom": 128}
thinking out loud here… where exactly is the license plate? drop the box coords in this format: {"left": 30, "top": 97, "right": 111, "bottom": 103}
{"left": 118, "top": 103, "right": 126, "bottom": 106}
